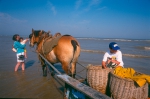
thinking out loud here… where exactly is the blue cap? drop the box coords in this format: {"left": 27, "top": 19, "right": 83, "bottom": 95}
{"left": 109, "top": 42, "right": 120, "bottom": 50}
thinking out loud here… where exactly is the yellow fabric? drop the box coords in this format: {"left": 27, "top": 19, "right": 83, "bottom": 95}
{"left": 114, "top": 67, "right": 150, "bottom": 87}
{"left": 24, "top": 49, "right": 26, "bottom": 52}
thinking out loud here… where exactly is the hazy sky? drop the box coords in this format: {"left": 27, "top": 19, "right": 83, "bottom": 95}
{"left": 0, "top": 0, "right": 150, "bottom": 39}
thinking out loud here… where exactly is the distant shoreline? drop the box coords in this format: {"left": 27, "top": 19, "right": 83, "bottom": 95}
{"left": 1, "top": 35, "right": 150, "bottom": 40}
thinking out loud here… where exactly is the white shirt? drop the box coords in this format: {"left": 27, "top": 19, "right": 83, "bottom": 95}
{"left": 102, "top": 50, "right": 124, "bottom": 67}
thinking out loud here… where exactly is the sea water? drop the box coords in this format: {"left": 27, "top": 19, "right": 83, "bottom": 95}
{"left": 77, "top": 37, "right": 150, "bottom": 75}
{"left": 0, "top": 36, "right": 150, "bottom": 75}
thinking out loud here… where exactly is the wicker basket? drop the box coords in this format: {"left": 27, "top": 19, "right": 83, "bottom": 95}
{"left": 86, "top": 65, "right": 113, "bottom": 94}
{"left": 109, "top": 71, "right": 148, "bottom": 99}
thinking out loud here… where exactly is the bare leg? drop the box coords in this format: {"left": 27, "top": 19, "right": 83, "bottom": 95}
{"left": 15, "top": 62, "right": 21, "bottom": 71}
{"left": 21, "top": 62, "right": 25, "bottom": 71}
{"left": 24, "top": 52, "right": 27, "bottom": 58}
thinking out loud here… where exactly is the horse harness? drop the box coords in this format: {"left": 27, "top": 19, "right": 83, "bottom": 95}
{"left": 38, "top": 33, "right": 62, "bottom": 56}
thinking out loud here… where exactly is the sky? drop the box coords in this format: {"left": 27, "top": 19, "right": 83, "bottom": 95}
{"left": 0, "top": 0, "right": 150, "bottom": 39}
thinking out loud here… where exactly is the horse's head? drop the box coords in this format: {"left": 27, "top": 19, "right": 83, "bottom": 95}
{"left": 29, "top": 28, "right": 45, "bottom": 47}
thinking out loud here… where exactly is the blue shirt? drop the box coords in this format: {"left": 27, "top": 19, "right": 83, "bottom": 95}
{"left": 13, "top": 41, "right": 26, "bottom": 54}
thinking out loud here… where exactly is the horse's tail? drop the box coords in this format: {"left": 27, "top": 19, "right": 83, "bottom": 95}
{"left": 71, "top": 40, "right": 79, "bottom": 61}
{"left": 70, "top": 39, "right": 80, "bottom": 78}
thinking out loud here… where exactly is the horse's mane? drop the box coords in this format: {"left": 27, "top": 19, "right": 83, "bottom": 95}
{"left": 34, "top": 30, "right": 45, "bottom": 37}
{"left": 54, "top": 32, "right": 61, "bottom": 38}
{"left": 63, "top": 34, "right": 71, "bottom": 36}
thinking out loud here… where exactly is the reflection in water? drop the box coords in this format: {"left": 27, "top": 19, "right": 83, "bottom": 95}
{"left": 25, "top": 60, "right": 35, "bottom": 69}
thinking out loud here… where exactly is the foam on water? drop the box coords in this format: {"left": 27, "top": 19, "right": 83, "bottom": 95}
{"left": 81, "top": 49, "right": 150, "bottom": 58}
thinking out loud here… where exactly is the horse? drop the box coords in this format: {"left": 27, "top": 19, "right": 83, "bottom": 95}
{"left": 29, "top": 29, "right": 80, "bottom": 78}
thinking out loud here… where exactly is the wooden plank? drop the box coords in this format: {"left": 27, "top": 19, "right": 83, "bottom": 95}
{"left": 57, "top": 74, "right": 111, "bottom": 99}
{"left": 38, "top": 53, "right": 111, "bottom": 99}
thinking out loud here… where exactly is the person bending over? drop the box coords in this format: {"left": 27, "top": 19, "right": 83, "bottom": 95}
{"left": 102, "top": 42, "right": 124, "bottom": 69}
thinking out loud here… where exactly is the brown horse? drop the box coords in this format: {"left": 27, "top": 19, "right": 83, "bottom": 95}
{"left": 29, "top": 29, "right": 80, "bottom": 78}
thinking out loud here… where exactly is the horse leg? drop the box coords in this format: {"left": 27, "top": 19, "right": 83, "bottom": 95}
{"left": 49, "top": 63, "right": 55, "bottom": 76}
{"left": 39, "top": 55, "right": 47, "bottom": 77}
{"left": 62, "top": 61, "right": 76, "bottom": 78}
{"left": 42, "top": 64, "right": 47, "bottom": 77}
{"left": 70, "top": 62, "right": 76, "bottom": 78}
{"left": 62, "top": 62, "right": 70, "bottom": 76}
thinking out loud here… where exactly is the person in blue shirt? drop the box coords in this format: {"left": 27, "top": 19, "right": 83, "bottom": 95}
{"left": 12, "top": 34, "right": 29, "bottom": 71}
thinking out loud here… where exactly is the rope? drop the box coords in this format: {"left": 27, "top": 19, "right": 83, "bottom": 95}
{"left": 76, "top": 68, "right": 86, "bottom": 74}
{"left": 76, "top": 61, "right": 87, "bottom": 74}
{"left": 77, "top": 61, "right": 87, "bottom": 69}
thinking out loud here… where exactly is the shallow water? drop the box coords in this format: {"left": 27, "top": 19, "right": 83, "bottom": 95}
{"left": 0, "top": 36, "right": 64, "bottom": 98}
{"left": 0, "top": 35, "right": 149, "bottom": 98}
{"left": 0, "top": 35, "right": 150, "bottom": 74}
{"left": 77, "top": 37, "right": 150, "bottom": 75}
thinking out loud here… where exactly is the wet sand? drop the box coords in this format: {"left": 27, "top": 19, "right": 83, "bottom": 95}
{"left": 0, "top": 42, "right": 87, "bottom": 99}
{"left": 0, "top": 55, "right": 65, "bottom": 99}
{"left": 0, "top": 41, "right": 69, "bottom": 99}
